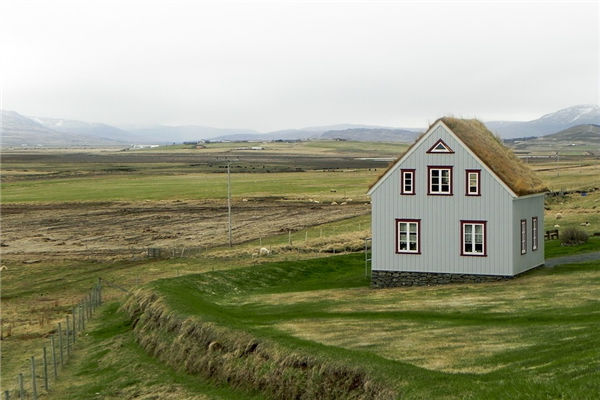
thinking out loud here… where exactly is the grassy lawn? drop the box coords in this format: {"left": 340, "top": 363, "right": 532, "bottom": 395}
{"left": 545, "top": 237, "right": 600, "bottom": 258}
{"left": 142, "top": 253, "right": 600, "bottom": 399}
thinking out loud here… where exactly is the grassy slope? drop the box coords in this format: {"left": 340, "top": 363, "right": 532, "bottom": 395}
{"left": 46, "top": 303, "right": 266, "bottom": 400}
{"left": 147, "top": 253, "right": 600, "bottom": 399}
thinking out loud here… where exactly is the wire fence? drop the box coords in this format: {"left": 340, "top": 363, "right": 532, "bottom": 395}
{"left": 3, "top": 279, "right": 104, "bottom": 400}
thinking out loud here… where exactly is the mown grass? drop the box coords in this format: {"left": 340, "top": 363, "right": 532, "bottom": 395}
{"left": 545, "top": 237, "right": 600, "bottom": 258}
{"left": 146, "top": 253, "right": 600, "bottom": 399}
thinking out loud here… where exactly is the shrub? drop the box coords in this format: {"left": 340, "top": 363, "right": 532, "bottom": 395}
{"left": 561, "top": 227, "right": 589, "bottom": 246}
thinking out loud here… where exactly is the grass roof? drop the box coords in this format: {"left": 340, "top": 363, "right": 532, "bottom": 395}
{"left": 369, "top": 117, "right": 548, "bottom": 196}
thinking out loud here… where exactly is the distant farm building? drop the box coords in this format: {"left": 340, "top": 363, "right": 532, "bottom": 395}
{"left": 367, "top": 117, "right": 548, "bottom": 287}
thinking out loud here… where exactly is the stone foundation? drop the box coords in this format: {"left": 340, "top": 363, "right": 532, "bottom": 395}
{"left": 371, "top": 270, "right": 513, "bottom": 288}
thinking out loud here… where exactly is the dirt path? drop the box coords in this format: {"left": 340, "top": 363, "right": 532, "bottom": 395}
{"left": 545, "top": 251, "right": 600, "bottom": 267}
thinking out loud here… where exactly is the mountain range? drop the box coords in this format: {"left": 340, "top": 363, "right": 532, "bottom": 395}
{"left": 1, "top": 104, "right": 598, "bottom": 147}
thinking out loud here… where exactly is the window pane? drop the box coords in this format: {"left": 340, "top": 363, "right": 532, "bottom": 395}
{"left": 409, "top": 242, "right": 417, "bottom": 251}
{"left": 475, "top": 243, "right": 483, "bottom": 252}
{"left": 399, "top": 242, "right": 407, "bottom": 250}
{"left": 409, "top": 223, "right": 417, "bottom": 233}
{"left": 475, "top": 225, "right": 482, "bottom": 234}
{"left": 465, "top": 224, "right": 472, "bottom": 235}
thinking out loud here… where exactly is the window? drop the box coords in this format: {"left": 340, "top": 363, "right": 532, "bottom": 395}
{"left": 465, "top": 170, "right": 480, "bottom": 196}
{"left": 461, "top": 221, "right": 486, "bottom": 256}
{"left": 396, "top": 219, "right": 420, "bottom": 254}
{"left": 532, "top": 217, "right": 538, "bottom": 251}
{"left": 428, "top": 166, "right": 453, "bottom": 195}
{"left": 426, "top": 138, "right": 454, "bottom": 153}
{"left": 401, "top": 169, "right": 415, "bottom": 195}
{"left": 520, "top": 219, "right": 527, "bottom": 254}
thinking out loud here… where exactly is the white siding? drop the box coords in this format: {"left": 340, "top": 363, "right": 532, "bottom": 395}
{"left": 371, "top": 124, "right": 515, "bottom": 276}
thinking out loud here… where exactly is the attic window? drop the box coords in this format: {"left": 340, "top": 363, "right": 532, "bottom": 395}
{"left": 466, "top": 170, "right": 481, "bottom": 196}
{"left": 426, "top": 139, "right": 454, "bottom": 153}
{"left": 428, "top": 166, "right": 453, "bottom": 195}
{"left": 401, "top": 169, "right": 415, "bottom": 195}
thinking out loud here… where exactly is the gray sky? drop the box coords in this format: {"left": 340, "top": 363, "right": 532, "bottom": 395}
{"left": 1, "top": 0, "right": 598, "bottom": 131}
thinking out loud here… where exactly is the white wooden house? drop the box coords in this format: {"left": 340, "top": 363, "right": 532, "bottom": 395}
{"left": 367, "top": 117, "right": 548, "bottom": 287}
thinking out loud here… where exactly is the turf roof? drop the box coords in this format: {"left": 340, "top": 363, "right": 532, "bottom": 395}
{"left": 369, "top": 117, "right": 548, "bottom": 196}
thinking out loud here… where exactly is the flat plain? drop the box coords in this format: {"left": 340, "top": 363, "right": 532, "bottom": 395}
{"left": 1, "top": 140, "right": 599, "bottom": 399}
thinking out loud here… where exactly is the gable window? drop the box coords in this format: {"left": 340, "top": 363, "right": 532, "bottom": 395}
{"left": 520, "top": 219, "right": 527, "bottom": 254}
{"left": 428, "top": 166, "right": 453, "bottom": 195}
{"left": 401, "top": 169, "right": 415, "bottom": 195}
{"left": 426, "top": 138, "right": 454, "bottom": 153}
{"left": 465, "top": 169, "right": 481, "bottom": 196}
{"left": 461, "top": 221, "right": 486, "bottom": 256}
{"left": 532, "top": 217, "right": 538, "bottom": 251}
{"left": 396, "top": 219, "right": 420, "bottom": 254}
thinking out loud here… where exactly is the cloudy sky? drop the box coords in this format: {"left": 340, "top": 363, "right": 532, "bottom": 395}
{"left": 1, "top": 0, "right": 598, "bottom": 131}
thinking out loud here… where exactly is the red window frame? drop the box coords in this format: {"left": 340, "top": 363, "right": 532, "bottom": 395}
{"left": 400, "top": 169, "right": 415, "bottom": 195}
{"left": 465, "top": 169, "right": 481, "bottom": 196}
{"left": 395, "top": 218, "right": 421, "bottom": 254}
{"left": 426, "top": 138, "right": 454, "bottom": 154}
{"left": 520, "top": 219, "right": 527, "bottom": 255}
{"left": 427, "top": 166, "right": 453, "bottom": 196}
{"left": 532, "top": 217, "right": 538, "bottom": 251}
{"left": 460, "top": 220, "right": 487, "bottom": 257}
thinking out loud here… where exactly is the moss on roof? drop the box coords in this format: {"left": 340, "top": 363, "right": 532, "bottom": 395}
{"left": 369, "top": 117, "right": 548, "bottom": 196}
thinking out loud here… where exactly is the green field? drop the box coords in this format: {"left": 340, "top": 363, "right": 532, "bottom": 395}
{"left": 105, "top": 253, "right": 600, "bottom": 399}
{"left": 0, "top": 170, "right": 377, "bottom": 203}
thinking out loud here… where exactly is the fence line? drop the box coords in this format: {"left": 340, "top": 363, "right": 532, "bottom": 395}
{"left": 3, "top": 279, "right": 103, "bottom": 399}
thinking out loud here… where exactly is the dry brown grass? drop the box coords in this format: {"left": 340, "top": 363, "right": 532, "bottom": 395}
{"left": 121, "top": 289, "right": 396, "bottom": 400}
{"left": 441, "top": 117, "right": 548, "bottom": 195}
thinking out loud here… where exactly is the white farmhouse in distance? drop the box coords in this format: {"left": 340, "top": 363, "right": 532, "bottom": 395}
{"left": 367, "top": 117, "right": 548, "bottom": 287}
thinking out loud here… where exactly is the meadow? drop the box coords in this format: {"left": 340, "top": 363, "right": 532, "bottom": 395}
{"left": 1, "top": 141, "right": 599, "bottom": 398}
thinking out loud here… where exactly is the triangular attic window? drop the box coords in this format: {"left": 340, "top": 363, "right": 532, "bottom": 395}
{"left": 427, "top": 139, "right": 454, "bottom": 153}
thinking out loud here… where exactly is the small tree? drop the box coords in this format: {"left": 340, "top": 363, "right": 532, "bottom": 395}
{"left": 561, "top": 227, "right": 589, "bottom": 246}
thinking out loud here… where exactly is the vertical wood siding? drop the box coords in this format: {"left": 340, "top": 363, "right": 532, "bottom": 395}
{"left": 371, "top": 125, "right": 518, "bottom": 276}
{"left": 512, "top": 195, "right": 545, "bottom": 274}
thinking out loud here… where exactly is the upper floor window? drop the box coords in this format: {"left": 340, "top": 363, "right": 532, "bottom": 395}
{"left": 396, "top": 219, "right": 420, "bottom": 254}
{"left": 428, "top": 166, "right": 453, "bottom": 195}
{"left": 466, "top": 170, "right": 481, "bottom": 196}
{"left": 521, "top": 219, "right": 527, "bottom": 255}
{"left": 426, "top": 139, "right": 454, "bottom": 153}
{"left": 461, "top": 220, "right": 486, "bottom": 256}
{"left": 401, "top": 169, "right": 415, "bottom": 195}
{"left": 532, "top": 217, "right": 538, "bottom": 251}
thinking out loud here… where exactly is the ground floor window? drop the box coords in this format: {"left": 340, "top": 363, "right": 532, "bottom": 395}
{"left": 532, "top": 217, "right": 538, "bottom": 251}
{"left": 396, "top": 219, "right": 420, "bottom": 254}
{"left": 461, "top": 220, "right": 486, "bottom": 256}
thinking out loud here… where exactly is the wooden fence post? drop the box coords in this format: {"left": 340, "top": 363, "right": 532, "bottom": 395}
{"left": 30, "top": 356, "right": 37, "bottom": 400}
{"left": 72, "top": 307, "right": 76, "bottom": 341}
{"left": 43, "top": 346, "right": 49, "bottom": 391}
{"left": 51, "top": 335, "right": 58, "bottom": 378}
{"left": 18, "top": 373, "right": 24, "bottom": 399}
{"left": 98, "top": 278, "right": 102, "bottom": 305}
{"left": 81, "top": 303, "right": 85, "bottom": 331}
{"left": 58, "top": 323, "right": 64, "bottom": 366}
{"left": 65, "top": 316, "right": 71, "bottom": 358}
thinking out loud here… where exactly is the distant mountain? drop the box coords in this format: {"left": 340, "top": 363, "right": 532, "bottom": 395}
{"left": 211, "top": 124, "right": 421, "bottom": 142}
{"left": 540, "top": 124, "right": 600, "bottom": 143}
{"left": 487, "top": 104, "right": 600, "bottom": 138}
{"left": 0, "top": 110, "right": 125, "bottom": 147}
{"left": 126, "top": 125, "right": 260, "bottom": 143}
{"left": 321, "top": 128, "right": 420, "bottom": 142}
{"left": 32, "top": 116, "right": 135, "bottom": 143}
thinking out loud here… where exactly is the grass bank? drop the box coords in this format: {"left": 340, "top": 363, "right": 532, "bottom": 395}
{"left": 122, "top": 253, "right": 600, "bottom": 399}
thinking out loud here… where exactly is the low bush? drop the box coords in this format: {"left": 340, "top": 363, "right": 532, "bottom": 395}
{"left": 561, "top": 227, "right": 589, "bottom": 246}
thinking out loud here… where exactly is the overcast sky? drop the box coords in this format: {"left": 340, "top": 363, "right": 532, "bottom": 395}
{"left": 1, "top": 0, "right": 598, "bottom": 131}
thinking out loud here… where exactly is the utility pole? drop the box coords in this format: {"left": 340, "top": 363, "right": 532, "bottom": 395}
{"left": 227, "top": 162, "right": 232, "bottom": 247}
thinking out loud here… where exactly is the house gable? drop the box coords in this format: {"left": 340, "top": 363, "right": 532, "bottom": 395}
{"left": 367, "top": 120, "right": 518, "bottom": 197}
